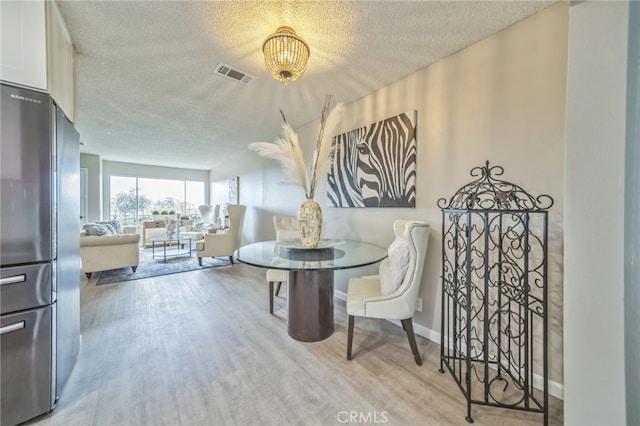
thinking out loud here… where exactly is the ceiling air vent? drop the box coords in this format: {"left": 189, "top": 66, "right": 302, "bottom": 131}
{"left": 214, "top": 63, "right": 256, "bottom": 86}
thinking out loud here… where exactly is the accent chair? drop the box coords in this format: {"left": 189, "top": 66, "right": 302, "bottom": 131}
{"left": 266, "top": 215, "right": 298, "bottom": 314}
{"left": 195, "top": 204, "right": 246, "bottom": 266}
{"left": 346, "top": 220, "right": 430, "bottom": 365}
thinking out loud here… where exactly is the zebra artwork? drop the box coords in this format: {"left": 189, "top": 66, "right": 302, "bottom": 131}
{"left": 327, "top": 110, "right": 417, "bottom": 207}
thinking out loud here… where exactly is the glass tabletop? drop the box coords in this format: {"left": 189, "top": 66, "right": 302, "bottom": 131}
{"left": 234, "top": 239, "right": 387, "bottom": 271}
{"left": 150, "top": 237, "right": 191, "bottom": 243}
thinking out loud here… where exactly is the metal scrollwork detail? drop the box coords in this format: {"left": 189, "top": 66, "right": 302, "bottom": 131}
{"left": 437, "top": 161, "right": 554, "bottom": 211}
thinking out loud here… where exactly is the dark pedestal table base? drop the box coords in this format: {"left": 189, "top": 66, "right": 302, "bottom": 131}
{"left": 234, "top": 239, "right": 387, "bottom": 343}
{"left": 287, "top": 270, "right": 334, "bottom": 342}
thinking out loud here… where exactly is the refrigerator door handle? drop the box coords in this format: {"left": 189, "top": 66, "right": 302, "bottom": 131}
{"left": 0, "top": 274, "right": 26, "bottom": 286}
{"left": 0, "top": 321, "right": 25, "bottom": 335}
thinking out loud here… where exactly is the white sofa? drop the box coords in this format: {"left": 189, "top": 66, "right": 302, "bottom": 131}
{"left": 80, "top": 230, "right": 141, "bottom": 278}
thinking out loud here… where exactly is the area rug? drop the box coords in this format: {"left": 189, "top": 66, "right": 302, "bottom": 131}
{"left": 96, "top": 248, "right": 231, "bottom": 285}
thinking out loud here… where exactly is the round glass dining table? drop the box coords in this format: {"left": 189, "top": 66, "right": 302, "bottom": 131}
{"left": 235, "top": 239, "right": 387, "bottom": 342}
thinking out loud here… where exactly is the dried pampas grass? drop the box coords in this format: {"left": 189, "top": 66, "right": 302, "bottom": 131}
{"left": 249, "top": 95, "right": 344, "bottom": 200}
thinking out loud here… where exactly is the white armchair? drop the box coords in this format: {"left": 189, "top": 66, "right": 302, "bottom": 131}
{"left": 195, "top": 204, "right": 246, "bottom": 266}
{"left": 346, "top": 220, "right": 430, "bottom": 365}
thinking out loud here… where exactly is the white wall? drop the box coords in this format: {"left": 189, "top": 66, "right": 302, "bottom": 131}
{"left": 208, "top": 165, "right": 263, "bottom": 247}
{"left": 208, "top": 150, "right": 266, "bottom": 246}
{"left": 625, "top": 3, "right": 640, "bottom": 423}
{"left": 80, "top": 153, "right": 102, "bottom": 222}
{"left": 564, "top": 1, "right": 629, "bottom": 424}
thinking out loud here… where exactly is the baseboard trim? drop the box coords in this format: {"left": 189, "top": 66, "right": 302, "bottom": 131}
{"left": 334, "top": 290, "right": 564, "bottom": 400}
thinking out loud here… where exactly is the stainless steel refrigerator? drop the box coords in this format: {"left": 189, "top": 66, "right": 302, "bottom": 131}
{"left": 0, "top": 83, "right": 80, "bottom": 426}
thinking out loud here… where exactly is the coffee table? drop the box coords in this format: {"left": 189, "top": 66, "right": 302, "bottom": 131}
{"left": 151, "top": 237, "right": 192, "bottom": 262}
{"left": 235, "top": 239, "right": 387, "bottom": 342}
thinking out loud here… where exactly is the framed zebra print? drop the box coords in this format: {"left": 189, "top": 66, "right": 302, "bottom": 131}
{"left": 327, "top": 110, "right": 417, "bottom": 207}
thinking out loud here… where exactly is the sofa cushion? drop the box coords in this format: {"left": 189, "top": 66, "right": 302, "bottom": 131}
{"left": 80, "top": 233, "right": 140, "bottom": 247}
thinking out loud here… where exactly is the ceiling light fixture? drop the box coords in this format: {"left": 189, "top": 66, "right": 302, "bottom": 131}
{"left": 262, "top": 26, "right": 310, "bottom": 83}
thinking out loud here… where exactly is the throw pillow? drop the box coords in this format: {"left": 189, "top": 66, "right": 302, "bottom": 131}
{"left": 379, "top": 236, "right": 411, "bottom": 295}
{"left": 192, "top": 221, "right": 204, "bottom": 232}
{"left": 83, "top": 223, "right": 110, "bottom": 236}
{"left": 96, "top": 219, "right": 122, "bottom": 234}
{"left": 102, "top": 223, "right": 117, "bottom": 235}
{"left": 110, "top": 219, "right": 123, "bottom": 234}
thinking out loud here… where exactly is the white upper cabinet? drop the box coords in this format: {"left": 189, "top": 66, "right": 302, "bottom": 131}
{"left": 1, "top": 0, "right": 48, "bottom": 90}
{"left": 46, "top": 1, "right": 75, "bottom": 120}
{"left": 1, "top": 0, "right": 75, "bottom": 121}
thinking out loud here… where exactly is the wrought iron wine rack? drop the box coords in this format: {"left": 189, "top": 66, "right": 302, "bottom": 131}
{"left": 437, "top": 162, "right": 553, "bottom": 424}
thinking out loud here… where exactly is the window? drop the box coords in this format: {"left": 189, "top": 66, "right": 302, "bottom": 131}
{"left": 110, "top": 176, "right": 205, "bottom": 226}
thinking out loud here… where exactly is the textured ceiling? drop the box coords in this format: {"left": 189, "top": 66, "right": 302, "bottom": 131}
{"left": 57, "top": 0, "right": 554, "bottom": 171}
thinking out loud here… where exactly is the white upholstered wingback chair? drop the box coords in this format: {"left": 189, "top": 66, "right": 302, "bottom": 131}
{"left": 346, "top": 220, "right": 430, "bottom": 365}
{"left": 266, "top": 215, "right": 298, "bottom": 314}
{"left": 196, "top": 204, "right": 246, "bottom": 266}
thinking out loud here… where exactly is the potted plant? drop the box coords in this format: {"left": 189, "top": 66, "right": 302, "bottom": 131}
{"left": 152, "top": 210, "right": 161, "bottom": 220}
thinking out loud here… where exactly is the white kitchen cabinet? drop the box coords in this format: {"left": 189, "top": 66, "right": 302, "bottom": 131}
{"left": 1, "top": 0, "right": 75, "bottom": 121}
{"left": 46, "top": 1, "right": 75, "bottom": 120}
{"left": 0, "top": 0, "right": 48, "bottom": 90}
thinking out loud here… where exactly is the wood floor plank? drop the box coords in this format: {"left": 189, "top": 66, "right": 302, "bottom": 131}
{"left": 31, "top": 263, "right": 563, "bottom": 426}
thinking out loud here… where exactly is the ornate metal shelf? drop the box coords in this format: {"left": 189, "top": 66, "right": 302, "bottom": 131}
{"left": 439, "top": 162, "right": 552, "bottom": 425}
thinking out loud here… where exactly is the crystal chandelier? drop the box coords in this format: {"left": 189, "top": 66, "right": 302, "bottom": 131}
{"left": 262, "top": 26, "right": 310, "bottom": 83}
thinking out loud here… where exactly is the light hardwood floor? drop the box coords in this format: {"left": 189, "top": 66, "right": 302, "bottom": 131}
{"left": 32, "top": 264, "right": 563, "bottom": 426}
